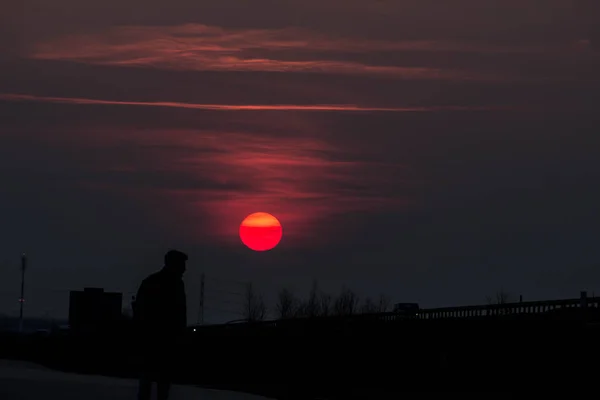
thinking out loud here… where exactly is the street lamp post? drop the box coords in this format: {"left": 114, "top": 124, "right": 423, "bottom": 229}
{"left": 18, "top": 253, "right": 26, "bottom": 333}
{"left": 198, "top": 273, "right": 205, "bottom": 325}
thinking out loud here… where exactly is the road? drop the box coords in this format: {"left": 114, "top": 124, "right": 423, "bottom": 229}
{"left": 0, "top": 360, "right": 271, "bottom": 400}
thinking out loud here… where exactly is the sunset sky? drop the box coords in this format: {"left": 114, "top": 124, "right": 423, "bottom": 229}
{"left": 1, "top": 0, "right": 599, "bottom": 323}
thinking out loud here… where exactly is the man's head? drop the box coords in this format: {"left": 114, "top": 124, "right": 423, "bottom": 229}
{"left": 163, "top": 249, "right": 188, "bottom": 277}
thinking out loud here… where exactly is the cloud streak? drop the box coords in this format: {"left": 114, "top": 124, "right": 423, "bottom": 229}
{"left": 0, "top": 93, "right": 515, "bottom": 113}
{"left": 29, "top": 24, "right": 533, "bottom": 80}
{"left": 33, "top": 23, "right": 561, "bottom": 57}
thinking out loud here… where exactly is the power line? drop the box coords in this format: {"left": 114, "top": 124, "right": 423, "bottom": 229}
{"left": 204, "top": 298, "right": 243, "bottom": 306}
{"left": 204, "top": 306, "right": 243, "bottom": 315}
{"left": 204, "top": 275, "right": 247, "bottom": 287}
{"left": 203, "top": 274, "right": 249, "bottom": 323}
{"left": 206, "top": 288, "right": 244, "bottom": 297}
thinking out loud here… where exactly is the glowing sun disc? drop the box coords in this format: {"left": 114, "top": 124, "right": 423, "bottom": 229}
{"left": 239, "top": 212, "right": 283, "bottom": 251}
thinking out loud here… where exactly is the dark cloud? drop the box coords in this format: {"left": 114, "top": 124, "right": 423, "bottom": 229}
{"left": 7, "top": 0, "right": 589, "bottom": 43}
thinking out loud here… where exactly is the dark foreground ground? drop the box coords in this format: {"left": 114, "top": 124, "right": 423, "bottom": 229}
{"left": 0, "top": 359, "right": 270, "bottom": 400}
{"left": 2, "top": 311, "right": 600, "bottom": 398}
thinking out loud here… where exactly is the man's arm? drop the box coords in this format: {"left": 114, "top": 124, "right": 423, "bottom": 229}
{"left": 178, "top": 280, "right": 187, "bottom": 330}
{"left": 133, "top": 280, "right": 148, "bottom": 324}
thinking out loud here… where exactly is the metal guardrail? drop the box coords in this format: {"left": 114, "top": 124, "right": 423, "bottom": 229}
{"left": 190, "top": 295, "right": 599, "bottom": 330}
{"left": 416, "top": 296, "right": 599, "bottom": 320}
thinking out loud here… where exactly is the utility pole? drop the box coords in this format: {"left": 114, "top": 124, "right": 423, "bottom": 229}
{"left": 18, "top": 253, "right": 26, "bottom": 333}
{"left": 198, "top": 273, "right": 205, "bottom": 325}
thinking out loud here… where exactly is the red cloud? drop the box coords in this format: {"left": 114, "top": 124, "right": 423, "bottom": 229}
{"left": 28, "top": 24, "right": 519, "bottom": 81}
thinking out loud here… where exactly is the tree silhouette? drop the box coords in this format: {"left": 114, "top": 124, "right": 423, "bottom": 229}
{"left": 486, "top": 289, "right": 510, "bottom": 316}
{"left": 296, "top": 279, "right": 331, "bottom": 318}
{"left": 243, "top": 283, "right": 267, "bottom": 322}
{"left": 361, "top": 293, "right": 391, "bottom": 314}
{"left": 305, "top": 279, "right": 320, "bottom": 317}
{"left": 361, "top": 297, "right": 378, "bottom": 314}
{"left": 275, "top": 288, "right": 297, "bottom": 319}
{"left": 274, "top": 282, "right": 390, "bottom": 319}
{"left": 377, "top": 293, "right": 391, "bottom": 312}
{"left": 333, "top": 287, "right": 360, "bottom": 316}
{"left": 319, "top": 291, "right": 332, "bottom": 317}
{"left": 486, "top": 289, "right": 510, "bottom": 305}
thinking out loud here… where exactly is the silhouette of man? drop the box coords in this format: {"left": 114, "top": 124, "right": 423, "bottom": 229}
{"left": 133, "top": 250, "right": 188, "bottom": 400}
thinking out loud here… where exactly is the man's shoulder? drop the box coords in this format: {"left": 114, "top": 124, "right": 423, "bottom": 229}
{"left": 142, "top": 270, "right": 182, "bottom": 289}
{"left": 140, "top": 271, "right": 163, "bottom": 288}
{"left": 144, "top": 271, "right": 162, "bottom": 281}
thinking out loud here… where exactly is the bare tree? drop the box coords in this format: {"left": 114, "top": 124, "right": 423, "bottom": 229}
{"left": 294, "top": 280, "right": 333, "bottom": 318}
{"left": 296, "top": 279, "right": 323, "bottom": 318}
{"left": 485, "top": 289, "right": 511, "bottom": 316}
{"left": 333, "top": 287, "right": 360, "bottom": 316}
{"left": 243, "top": 283, "right": 267, "bottom": 322}
{"left": 306, "top": 279, "right": 320, "bottom": 317}
{"left": 486, "top": 289, "right": 510, "bottom": 305}
{"left": 361, "top": 297, "right": 378, "bottom": 314}
{"left": 319, "top": 292, "right": 332, "bottom": 317}
{"left": 275, "top": 288, "right": 297, "bottom": 319}
{"left": 295, "top": 300, "right": 307, "bottom": 317}
{"left": 361, "top": 293, "right": 391, "bottom": 314}
{"left": 377, "top": 293, "right": 391, "bottom": 312}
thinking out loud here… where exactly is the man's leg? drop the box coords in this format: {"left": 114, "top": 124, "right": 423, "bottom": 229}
{"left": 156, "top": 342, "right": 173, "bottom": 400}
{"left": 137, "top": 375, "right": 152, "bottom": 400}
{"left": 137, "top": 338, "right": 154, "bottom": 400}
{"left": 157, "top": 379, "right": 171, "bottom": 400}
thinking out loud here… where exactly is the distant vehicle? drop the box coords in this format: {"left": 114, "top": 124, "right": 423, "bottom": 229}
{"left": 393, "top": 303, "right": 420, "bottom": 318}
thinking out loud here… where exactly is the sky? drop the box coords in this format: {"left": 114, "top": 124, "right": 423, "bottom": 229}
{"left": 1, "top": 0, "right": 599, "bottom": 323}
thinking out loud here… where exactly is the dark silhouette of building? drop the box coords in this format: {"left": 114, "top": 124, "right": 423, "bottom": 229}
{"left": 69, "top": 287, "right": 122, "bottom": 333}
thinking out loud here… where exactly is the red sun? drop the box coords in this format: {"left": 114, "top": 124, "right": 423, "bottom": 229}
{"left": 239, "top": 212, "right": 283, "bottom": 251}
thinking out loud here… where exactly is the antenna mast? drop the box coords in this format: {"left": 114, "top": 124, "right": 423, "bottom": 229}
{"left": 18, "top": 253, "right": 26, "bottom": 333}
{"left": 198, "top": 273, "right": 205, "bottom": 325}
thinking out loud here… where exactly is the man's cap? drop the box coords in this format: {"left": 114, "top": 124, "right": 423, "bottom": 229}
{"left": 164, "top": 249, "right": 188, "bottom": 263}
